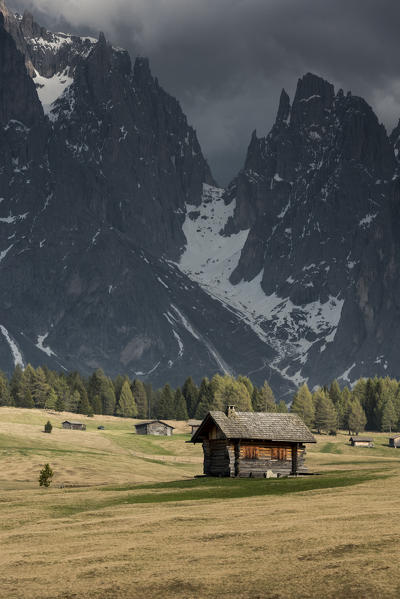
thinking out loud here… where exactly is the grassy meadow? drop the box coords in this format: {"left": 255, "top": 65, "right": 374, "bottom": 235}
{"left": 1, "top": 407, "right": 400, "bottom": 598}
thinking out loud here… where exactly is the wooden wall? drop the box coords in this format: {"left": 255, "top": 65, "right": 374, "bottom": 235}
{"left": 136, "top": 422, "right": 173, "bottom": 436}
{"left": 202, "top": 439, "right": 306, "bottom": 477}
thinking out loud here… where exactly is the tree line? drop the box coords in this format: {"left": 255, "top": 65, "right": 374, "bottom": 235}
{"left": 0, "top": 365, "right": 399, "bottom": 433}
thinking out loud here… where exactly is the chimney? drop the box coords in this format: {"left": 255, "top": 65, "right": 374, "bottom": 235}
{"left": 226, "top": 405, "right": 236, "bottom": 417}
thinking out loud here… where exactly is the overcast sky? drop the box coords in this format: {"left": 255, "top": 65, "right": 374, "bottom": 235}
{"left": 8, "top": 0, "right": 400, "bottom": 185}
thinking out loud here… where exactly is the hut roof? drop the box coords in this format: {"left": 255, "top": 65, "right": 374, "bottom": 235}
{"left": 62, "top": 420, "right": 84, "bottom": 425}
{"left": 350, "top": 437, "right": 373, "bottom": 442}
{"left": 187, "top": 419, "right": 202, "bottom": 426}
{"left": 191, "top": 411, "right": 316, "bottom": 443}
{"left": 135, "top": 420, "right": 175, "bottom": 429}
{"left": 389, "top": 435, "right": 400, "bottom": 440}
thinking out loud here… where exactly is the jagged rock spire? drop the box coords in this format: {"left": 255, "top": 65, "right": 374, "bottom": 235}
{"left": 276, "top": 88, "right": 290, "bottom": 123}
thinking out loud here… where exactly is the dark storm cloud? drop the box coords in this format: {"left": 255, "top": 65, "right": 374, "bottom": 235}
{"left": 8, "top": 0, "right": 400, "bottom": 184}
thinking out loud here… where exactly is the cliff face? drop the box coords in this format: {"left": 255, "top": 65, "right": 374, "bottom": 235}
{"left": 181, "top": 72, "right": 400, "bottom": 389}
{"left": 0, "top": 5, "right": 277, "bottom": 388}
{"left": 2, "top": 1, "right": 400, "bottom": 395}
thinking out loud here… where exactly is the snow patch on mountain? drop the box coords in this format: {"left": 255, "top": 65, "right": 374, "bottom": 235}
{"left": 34, "top": 69, "right": 73, "bottom": 117}
{"left": 36, "top": 333, "right": 57, "bottom": 357}
{"left": 0, "top": 325, "right": 24, "bottom": 367}
{"left": 178, "top": 183, "right": 344, "bottom": 386}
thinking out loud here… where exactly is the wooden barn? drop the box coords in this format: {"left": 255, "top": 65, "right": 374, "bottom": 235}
{"left": 190, "top": 406, "right": 316, "bottom": 477}
{"left": 135, "top": 420, "right": 174, "bottom": 436}
{"left": 62, "top": 420, "right": 86, "bottom": 431}
{"left": 389, "top": 435, "right": 400, "bottom": 448}
{"left": 350, "top": 437, "right": 373, "bottom": 447}
{"left": 187, "top": 419, "right": 202, "bottom": 435}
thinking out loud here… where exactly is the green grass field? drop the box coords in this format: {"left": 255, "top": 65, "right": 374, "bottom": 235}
{"left": 1, "top": 406, "right": 400, "bottom": 598}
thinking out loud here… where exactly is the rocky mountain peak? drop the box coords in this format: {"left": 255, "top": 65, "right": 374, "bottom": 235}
{"left": 19, "top": 10, "right": 42, "bottom": 39}
{"left": 0, "top": 14, "right": 43, "bottom": 126}
{"left": 291, "top": 72, "right": 334, "bottom": 127}
{"left": 276, "top": 88, "right": 291, "bottom": 124}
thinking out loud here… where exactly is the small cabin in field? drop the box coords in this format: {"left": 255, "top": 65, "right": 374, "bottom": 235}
{"left": 188, "top": 419, "right": 202, "bottom": 435}
{"left": 350, "top": 437, "right": 373, "bottom": 447}
{"left": 190, "top": 406, "right": 316, "bottom": 477}
{"left": 135, "top": 420, "right": 174, "bottom": 436}
{"left": 62, "top": 420, "right": 86, "bottom": 431}
{"left": 389, "top": 435, "right": 400, "bottom": 448}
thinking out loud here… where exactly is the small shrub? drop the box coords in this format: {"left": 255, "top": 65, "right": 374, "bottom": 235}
{"left": 39, "top": 463, "right": 54, "bottom": 487}
{"left": 44, "top": 420, "right": 52, "bottom": 434}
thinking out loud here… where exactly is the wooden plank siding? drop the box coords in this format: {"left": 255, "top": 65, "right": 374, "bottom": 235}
{"left": 202, "top": 439, "right": 306, "bottom": 477}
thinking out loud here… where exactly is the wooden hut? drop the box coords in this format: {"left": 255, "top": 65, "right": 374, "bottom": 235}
{"left": 62, "top": 420, "right": 86, "bottom": 431}
{"left": 350, "top": 437, "right": 373, "bottom": 447}
{"left": 135, "top": 420, "right": 174, "bottom": 436}
{"left": 187, "top": 419, "right": 202, "bottom": 435}
{"left": 389, "top": 435, "right": 400, "bottom": 448}
{"left": 190, "top": 406, "right": 316, "bottom": 477}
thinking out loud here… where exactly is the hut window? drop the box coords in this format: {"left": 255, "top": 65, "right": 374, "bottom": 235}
{"left": 271, "top": 447, "right": 287, "bottom": 460}
{"left": 243, "top": 446, "right": 259, "bottom": 459}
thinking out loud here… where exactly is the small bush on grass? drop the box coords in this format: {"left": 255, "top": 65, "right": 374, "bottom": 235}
{"left": 39, "top": 463, "right": 54, "bottom": 487}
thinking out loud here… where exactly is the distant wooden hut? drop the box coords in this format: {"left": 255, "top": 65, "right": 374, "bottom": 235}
{"left": 389, "top": 435, "right": 400, "bottom": 448}
{"left": 188, "top": 419, "right": 202, "bottom": 435}
{"left": 135, "top": 420, "right": 174, "bottom": 436}
{"left": 62, "top": 420, "right": 86, "bottom": 431}
{"left": 350, "top": 437, "right": 373, "bottom": 447}
{"left": 190, "top": 405, "right": 316, "bottom": 477}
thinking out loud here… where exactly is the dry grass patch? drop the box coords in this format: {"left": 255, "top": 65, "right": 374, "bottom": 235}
{"left": 1, "top": 408, "right": 400, "bottom": 598}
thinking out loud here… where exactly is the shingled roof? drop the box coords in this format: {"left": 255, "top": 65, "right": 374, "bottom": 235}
{"left": 191, "top": 411, "right": 316, "bottom": 443}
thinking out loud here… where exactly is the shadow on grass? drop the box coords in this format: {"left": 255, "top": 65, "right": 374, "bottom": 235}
{"left": 52, "top": 469, "right": 387, "bottom": 518}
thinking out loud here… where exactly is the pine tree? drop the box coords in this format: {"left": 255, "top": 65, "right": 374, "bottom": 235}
{"left": 314, "top": 391, "right": 337, "bottom": 434}
{"left": 277, "top": 399, "right": 288, "bottom": 413}
{"left": 252, "top": 381, "right": 276, "bottom": 412}
{"left": 55, "top": 395, "right": 65, "bottom": 412}
{"left": 9, "top": 365, "right": 24, "bottom": 405}
{"left": 237, "top": 375, "right": 254, "bottom": 399}
{"left": 32, "top": 367, "right": 51, "bottom": 409}
{"left": 131, "top": 379, "right": 148, "bottom": 419}
{"left": 182, "top": 377, "right": 199, "bottom": 418}
{"left": 329, "top": 380, "right": 342, "bottom": 406}
{"left": 44, "top": 420, "right": 52, "bottom": 434}
{"left": 88, "top": 370, "right": 116, "bottom": 415}
{"left": 213, "top": 375, "right": 252, "bottom": 412}
{"left": 77, "top": 392, "right": 92, "bottom": 416}
{"left": 44, "top": 387, "right": 57, "bottom": 410}
{"left": 174, "top": 388, "right": 188, "bottom": 420}
{"left": 90, "top": 394, "right": 102, "bottom": 415}
{"left": 291, "top": 383, "right": 315, "bottom": 428}
{"left": 340, "top": 386, "right": 353, "bottom": 431}
{"left": 195, "top": 378, "right": 214, "bottom": 419}
{"left": 0, "top": 371, "right": 12, "bottom": 406}
{"left": 113, "top": 374, "right": 129, "bottom": 400}
{"left": 39, "top": 463, "right": 54, "bottom": 487}
{"left": 348, "top": 399, "right": 367, "bottom": 435}
{"left": 115, "top": 381, "right": 138, "bottom": 418}
{"left": 157, "top": 384, "right": 175, "bottom": 419}
{"left": 381, "top": 399, "right": 397, "bottom": 432}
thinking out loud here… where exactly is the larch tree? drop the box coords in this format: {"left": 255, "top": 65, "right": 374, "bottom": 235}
{"left": 381, "top": 399, "right": 397, "bottom": 433}
{"left": 314, "top": 391, "right": 337, "bottom": 434}
{"left": 252, "top": 381, "right": 276, "bottom": 412}
{"left": 348, "top": 399, "right": 367, "bottom": 435}
{"left": 157, "top": 384, "right": 175, "bottom": 419}
{"left": 182, "top": 376, "right": 199, "bottom": 418}
{"left": 116, "top": 381, "right": 137, "bottom": 418}
{"left": 291, "top": 383, "right": 315, "bottom": 428}
{"left": 131, "top": 379, "right": 148, "bottom": 419}
{"left": 174, "top": 388, "right": 188, "bottom": 420}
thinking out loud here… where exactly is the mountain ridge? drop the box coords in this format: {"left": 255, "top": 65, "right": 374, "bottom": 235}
{"left": 1, "top": 1, "right": 400, "bottom": 397}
